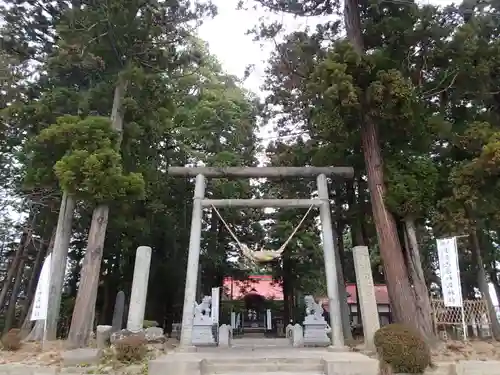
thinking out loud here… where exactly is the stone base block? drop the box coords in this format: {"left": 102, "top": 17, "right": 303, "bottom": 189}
{"left": 192, "top": 324, "right": 216, "bottom": 346}
{"left": 96, "top": 325, "right": 112, "bottom": 349}
{"left": 455, "top": 360, "right": 500, "bottom": 375}
{"left": 323, "top": 352, "right": 378, "bottom": 375}
{"left": 149, "top": 355, "right": 201, "bottom": 375}
{"left": 149, "top": 348, "right": 378, "bottom": 375}
{"left": 0, "top": 365, "right": 57, "bottom": 375}
{"left": 304, "top": 324, "right": 329, "bottom": 347}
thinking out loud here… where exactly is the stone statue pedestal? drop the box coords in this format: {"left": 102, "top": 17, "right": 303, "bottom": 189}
{"left": 192, "top": 296, "right": 216, "bottom": 346}
{"left": 192, "top": 318, "right": 215, "bottom": 346}
{"left": 303, "top": 316, "right": 329, "bottom": 347}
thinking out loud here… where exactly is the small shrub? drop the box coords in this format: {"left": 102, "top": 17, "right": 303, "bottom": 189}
{"left": 114, "top": 334, "right": 148, "bottom": 363}
{"left": 374, "top": 324, "right": 431, "bottom": 374}
{"left": 1, "top": 329, "right": 22, "bottom": 351}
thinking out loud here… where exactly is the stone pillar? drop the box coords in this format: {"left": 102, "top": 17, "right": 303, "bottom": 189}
{"left": 352, "top": 245, "right": 380, "bottom": 350}
{"left": 179, "top": 174, "right": 206, "bottom": 348}
{"left": 317, "top": 173, "right": 344, "bottom": 349}
{"left": 112, "top": 291, "right": 125, "bottom": 332}
{"left": 126, "top": 246, "right": 152, "bottom": 333}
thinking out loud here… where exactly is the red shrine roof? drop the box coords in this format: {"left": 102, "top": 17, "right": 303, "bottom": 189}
{"left": 345, "top": 284, "right": 390, "bottom": 305}
{"left": 223, "top": 275, "right": 283, "bottom": 300}
{"left": 222, "top": 275, "right": 390, "bottom": 305}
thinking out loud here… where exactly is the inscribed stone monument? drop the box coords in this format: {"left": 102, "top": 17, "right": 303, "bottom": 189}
{"left": 218, "top": 324, "right": 231, "bottom": 348}
{"left": 127, "top": 246, "right": 152, "bottom": 333}
{"left": 352, "top": 246, "right": 380, "bottom": 350}
{"left": 292, "top": 324, "right": 304, "bottom": 347}
{"left": 111, "top": 291, "right": 125, "bottom": 333}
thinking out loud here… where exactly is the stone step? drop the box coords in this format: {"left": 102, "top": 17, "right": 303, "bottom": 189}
{"left": 200, "top": 358, "right": 324, "bottom": 374}
{"left": 218, "top": 372, "right": 322, "bottom": 375}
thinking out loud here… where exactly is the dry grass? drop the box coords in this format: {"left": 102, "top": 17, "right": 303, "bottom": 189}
{"left": 0, "top": 338, "right": 176, "bottom": 367}
{"left": 432, "top": 339, "right": 500, "bottom": 362}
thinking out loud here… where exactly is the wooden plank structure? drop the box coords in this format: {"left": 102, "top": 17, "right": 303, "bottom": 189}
{"left": 168, "top": 166, "right": 354, "bottom": 350}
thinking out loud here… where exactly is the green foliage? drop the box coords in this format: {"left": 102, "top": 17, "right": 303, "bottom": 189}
{"left": 385, "top": 155, "right": 439, "bottom": 218}
{"left": 25, "top": 115, "right": 144, "bottom": 203}
{"left": 4, "top": 0, "right": 500, "bottom": 343}
{"left": 374, "top": 324, "right": 431, "bottom": 374}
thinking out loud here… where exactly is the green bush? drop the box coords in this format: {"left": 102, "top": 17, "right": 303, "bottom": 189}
{"left": 1, "top": 329, "right": 22, "bottom": 351}
{"left": 373, "top": 324, "right": 431, "bottom": 374}
{"left": 114, "top": 334, "right": 148, "bottom": 362}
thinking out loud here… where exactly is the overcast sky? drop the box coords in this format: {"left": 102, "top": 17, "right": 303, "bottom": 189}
{"left": 197, "top": 0, "right": 452, "bottom": 142}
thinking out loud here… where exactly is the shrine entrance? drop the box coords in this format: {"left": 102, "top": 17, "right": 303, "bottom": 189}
{"left": 242, "top": 293, "right": 267, "bottom": 335}
{"left": 168, "top": 166, "right": 354, "bottom": 350}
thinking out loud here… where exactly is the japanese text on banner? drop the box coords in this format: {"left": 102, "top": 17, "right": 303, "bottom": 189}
{"left": 30, "top": 253, "right": 52, "bottom": 321}
{"left": 436, "top": 237, "right": 463, "bottom": 307}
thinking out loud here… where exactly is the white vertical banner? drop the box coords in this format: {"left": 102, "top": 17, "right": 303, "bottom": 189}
{"left": 211, "top": 287, "right": 220, "bottom": 324}
{"left": 231, "top": 312, "right": 236, "bottom": 329}
{"left": 266, "top": 309, "right": 272, "bottom": 330}
{"left": 436, "top": 237, "right": 463, "bottom": 307}
{"left": 30, "top": 253, "right": 52, "bottom": 321}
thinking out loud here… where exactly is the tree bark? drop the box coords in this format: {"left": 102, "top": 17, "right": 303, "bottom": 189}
{"left": 344, "top": 0, "right": 433, "bottom": 340}
{"left": 347, "top": 179, "right": 365, "bottom": 247}
{"left": 349, "top": 178, "right": 365, "bottom": 328}
{"left": 45, "top": 192, "right": 76, "bottom": 340}
{"left": 470, "top": 230, "right": 500, "bottom": 340}
{"left": 360, "top": 112, "right": 428, "bottom": 335}
{"left": 67, "top": 204, "right": 109, "bottom": 347}
{"left": 403, "top": 216, "right": 434, "bottom": 340}
{"left": 67, "top": 77, "right": 128, "bottom": 348}
{"left": 3, "top": 252, "right": 26, "bottom": 334}
{"left": 334, "top": 222, "right": 353, "bottom": 341}
{"left": 19, "top": 227, "right": 55, "bottom": 325}
{"left": 0, "top": 224, "right": 31, "bottom": 309}
{"left": 21, "top": 242, "right": 56, "bottom": 341}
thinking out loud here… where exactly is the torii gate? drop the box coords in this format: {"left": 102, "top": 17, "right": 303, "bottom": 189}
{"left": 168, "top": 166, "right": 354, "bottom": 349}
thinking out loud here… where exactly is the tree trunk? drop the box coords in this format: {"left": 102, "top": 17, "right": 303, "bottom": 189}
{"left": 24, "top": 320, "right": 45, "bottom": 342}
{"left": 3, "top": 253, "right": 26, "bottom": 334}
{"left": 348, "top": 179, "right": 365, "bottom": 247}
{"left": 360, "top": 114, "right": 426, "bottom": 334}
{"left": 348, "top": 178, "right": 365, "bottom": 328}
{"left": 67, "top": 204, "right": 109, "bottom": 347}
{"left": 20, "top": 299, "right": 35, "bottom": 339}
{"left": 490, "top": 270, "right": 500, "bottom": 307}
{"left": 45, "top": 192, "right": 76, "bottom": 340}
{"left": 470, "top": 230, "right": 500, "bottom": 340}
{"left": 67, "top": 77, "right": 128, "bottom": 348}
{"left": 19, "top": 227, "right": 55, "bottom": 325}
{"left": 403, "top": 216, "right": 434, "bottom": 340}
{"left": 344, "top": 0, "right": 433, "bottom": 340}
{"left": 334, "top": 222, "right": 353, "bottom": 341}
{"left": 0, "top": 225, "right": 31, "bottom": 309}
{"left": 283, "top": 254, "right": 293, "bottom": 323}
